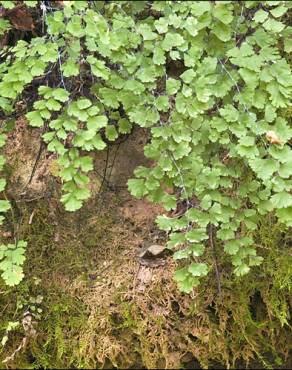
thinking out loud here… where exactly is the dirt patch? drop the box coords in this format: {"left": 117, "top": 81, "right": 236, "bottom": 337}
{"left": 5, "top": 118, "right": 55, "bottom": 197}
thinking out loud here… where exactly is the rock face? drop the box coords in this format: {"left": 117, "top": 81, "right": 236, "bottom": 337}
{"left": 1, "top": 119, "right": 291, "bottom": 370}
{"left": 93, "top": 127, "right": 151, "bottom": 187}
{"left": 5, "top": 119, "right": 150, "bottom": 200}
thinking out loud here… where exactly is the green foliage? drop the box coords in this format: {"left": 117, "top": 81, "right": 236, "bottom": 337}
{"left": 0, "top": 129, "right": 27, "bottom": 286}
{"left": 0, "top": 0, "right": 291, "bottom": 290}
{"left": 0, "top": 241, "right": 27, "bottom": 286}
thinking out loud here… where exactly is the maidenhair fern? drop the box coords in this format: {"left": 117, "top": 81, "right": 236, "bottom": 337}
{"left": 0, "top": 1, "right": 291, "bottom": 290}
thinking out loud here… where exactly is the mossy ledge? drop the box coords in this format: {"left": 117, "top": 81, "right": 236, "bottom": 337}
{"left": 0, "top": 193, "right": 291, "bottom": 369}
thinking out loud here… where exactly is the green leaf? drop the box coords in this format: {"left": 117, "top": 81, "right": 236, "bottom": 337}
{"left": 42, "top": 132, "right": 55, "bottom": 143}
{"left": 270, "top": 192, "right": 292, "bottom": 209}
{"left": 284, "top": 38, "right": 292, "bottom": 53}
{"left": 66, "top": 17, "right": 85, "bottom": 38}
{"left": 0, "top": 134, "right": 6, "bottom": 148}
{"left": 46, "top": 98, "right": 61, "bottom": 111}
{"left": 60, "top": 166, "right": 76, "bottom": 181}
{"left": 200, "top": 194, "right": 212, "bottom": 210}
{"left": 61, "top": 193, "right": 83, "bottom": 212}
{"left": 249, "top": 158, "right": 279, "bottom": 181}
{"left": 105, "top": 125, "right": 118, "bottom": 141}
{"left": 4, "top": 248, "right": 26, "bottom": 265}
{"left": 0, "top": 178, "right": 6, "bottom": 192}
{"left": 265, "top": 105, "right": 277, "bottom": 123}
{"left": 52, "top": 88, "right": 70, "bottom": 102}
{"left": 191, "top": 1, "right": 211, "bottom": 16}
{"left": 155, "top": 96, "right": 169, "bottom": 112}
{"left": 87, "top": 115, "right": 108, "bottom": 130}
{"left": 188, "top": 263, "right": 208, "bottom": 277}
{"left": 173, "top": 267, "right": 189, "bottom": 282}
{"left": 77, "top": 98, "right": 92, "bottom": 110}
{"left": 184, "top": 16, "right": 198, "bottom": 36}
{"left": 43, "top": 47, "right": 58, "bottom": 63}
{"left": 76, "top": 156, "right": 93, "bottom": 172}
{"left": 26, "top": 111, "right": 44, "bottom": 127}
{"left": 62, "top": 60, "right": 79, "bottom": 77}
{"left": 219, "top": 105, "right": 239, "bottom": 122}
{"left": 63, "top": 118, "right": 78, "bottom": 131}
{"left": 167, "top": 232, "right": 185, "bottom": 248}
{"left": 161, "top": 193, "right": 176, "bottom": 210}
{"left": 30, "top": 60, "right": 46, "bottom": 76}
{"left": 124, "top": 79, "right": 145, "bottom": 94}
{"left": 213, "top": 3, "right": 233, "bottom": 24}
{"left": 0, "top": 200, "right": 10, "bottom": 213}
{"left": 263, "top": 18, "right": 285, "bottom": 33}
{"left": 154, "top": 18, "right": 168, "bottom": 34}
{"left": 136, "top": 66, "right": 157, "bottom": 83}
{"left": 166, "top": 78, "right": 181, "bottom": 95}
{"left": 279, "top": 160, "right": 292, "bottom": 178}
{"left": 180, "top": 69, "right": 196, "bottom": 84}
{"left": 91, "top": 134, "right": 106, "bottom": 150}
{"left": 185, "top": 228, "right": 208, "bottom": 242}
{"left": 39, "top": 86, "right": 52, "bottom": 97}
{"left": 234, "top": 263, "right": 250, "bottom": 277}
{"left": 1, "top": 265, "right": 24, "bottom": 286}
{"left": 212, "top": 22, "right": 231, "bottom": 41}
{"left": 270, "top": 4, "right": 287, "bottom": 18}
{"left": 87, "top": 57, "right": 110, "bottom": 80}
{"left": 276, "top": 207, "right": 292, "bottom": 227}
{"left": 161, "top": 33, "right": 184, "bottom": 51}
{"left": 173, "top": 249, "right": 191, "bottom": 260}
{"left": 190, "top": 243, "right": 205, "bottom": 257}
{"left": 153, "top": 47, "right": 166, "bottom": 65}
{"left": 249, "top": 255, "right": 263, "bottom": 267}
{"left": 74, "top": 187, "right": 90, "bottom": 201}
{"left": 87, "top": 106, "right": 100, "bottom": 116}
{"left": 67, "top": 102, "right": 88, "bottom": 121}
{"left": 119, "top": 119, "right": 132, "bottom": 134}
{"left": 224, "top": 240, "right": 240, "bottom": 255}
{"left": 253, "top": 9, "right": 269, "bottom": 23}
{"left": 128, "top": 179, "right": 147, "bottom": 198}
{"left": 0, "top": 1, "right": 15, "bottom": 9}
{"left": 24, "top": 1, "right": 38, "bottom": 7}
{"left": 178, "top": 276, "right": 200, "bottom": 293}
{"left": 236, "top": 137, "right": 259, "bottom": 159}
{"left": 137, "top": 24, "right": 157, "bottom": 41}
{"left": 156, "top": 215, "right": 173, "bottom": 231}
{"left": 217, "top": 228, "right": 235, "bottom": 241}
{"left": 0, "top": 156, "right": 5, "bottom": 171}
{"left": 99, "top": 87, "right": 120, "bottom": 109}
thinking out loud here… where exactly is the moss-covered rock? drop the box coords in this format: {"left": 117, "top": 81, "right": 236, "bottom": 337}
{"left": 1, "top": 191, "right": 290, "bottom": 369}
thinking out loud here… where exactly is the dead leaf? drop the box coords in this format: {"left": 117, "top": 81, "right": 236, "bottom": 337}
{"left": 55, "top": 1, "right": 64, "bottom": 7}
{"left": 265, "top": 130, "right": 283, "bottom": 145}
{"left": 4, "top": 5, "right": 35, "bottom": 31}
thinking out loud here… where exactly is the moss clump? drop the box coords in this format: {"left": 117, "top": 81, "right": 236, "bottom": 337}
{"left": 77, "top": 213, "right": 292, "bottom": 369}
{"left": 0, "top": 195, "right": 291, "bottom": 369}
{"left": 0, "top": 195, "right": 119, "bottom": 369}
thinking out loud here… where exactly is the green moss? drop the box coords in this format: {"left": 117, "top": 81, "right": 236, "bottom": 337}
{"left": 0, "top": 197, "right": 118, "bottom": 368}
{"left": 1, "top": 197, "right": 291, "bottom": 369}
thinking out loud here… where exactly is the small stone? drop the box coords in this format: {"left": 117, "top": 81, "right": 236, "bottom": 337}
{"left": 139, "top": 244, "right": 166, "bottom": 258}
{"left": 147, "top": 244, "right": 166, "bottom": 256}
